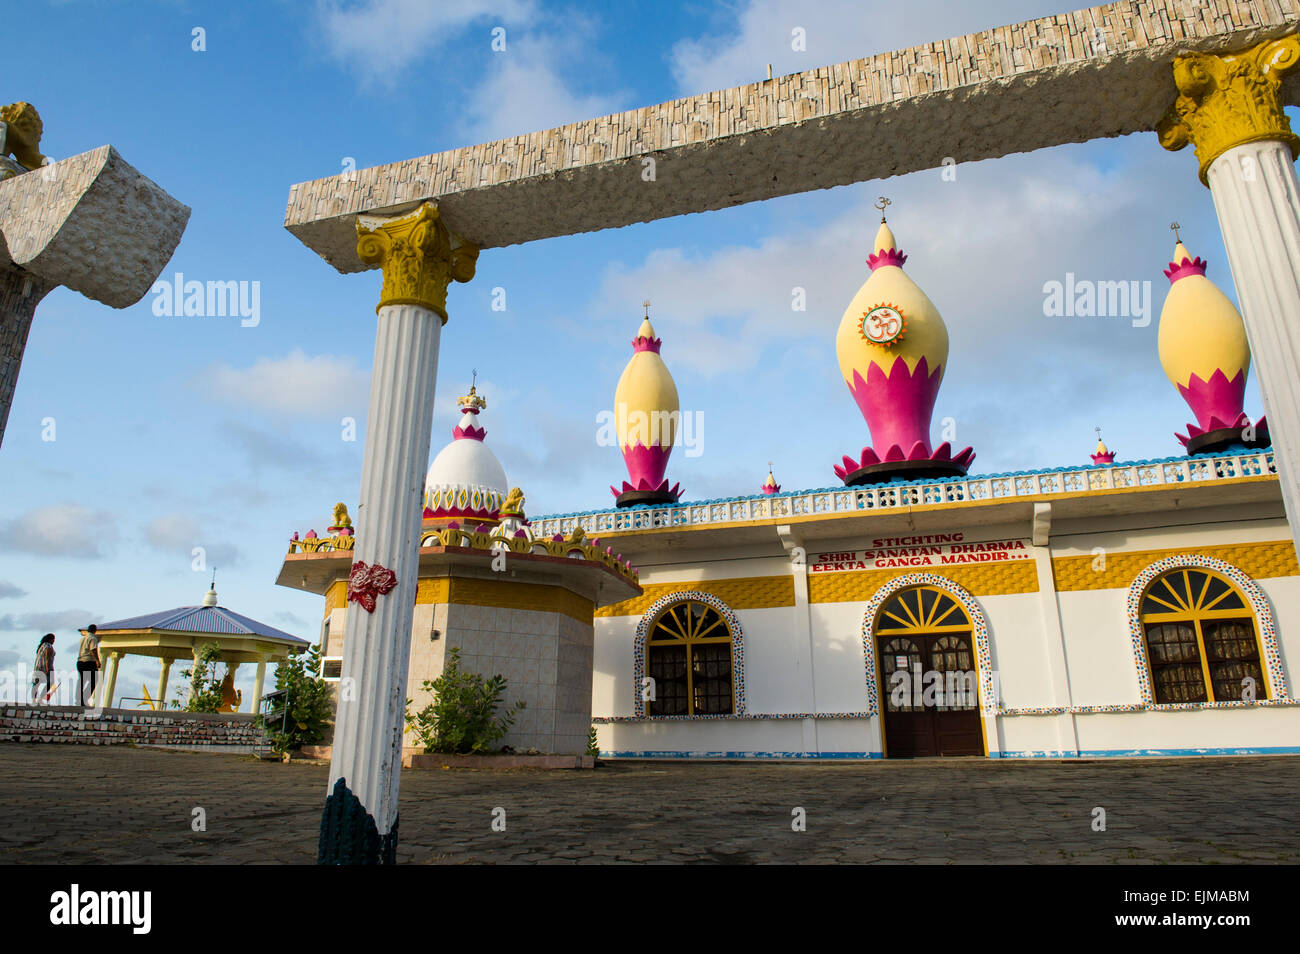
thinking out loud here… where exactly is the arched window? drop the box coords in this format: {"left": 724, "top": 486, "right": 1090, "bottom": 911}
{"left": 645, "top": 598, "right": 735, "bottom": 716}
{"left": 1140, "top": 567, "right": 1269, "bottom": 704}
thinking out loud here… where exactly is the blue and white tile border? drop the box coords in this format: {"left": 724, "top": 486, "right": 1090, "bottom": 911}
{"left": 860, "top": 572, "right": 996, "bottom": 717}
{"left": 632, "top": 590, "right": 746, "bottom": 718}
{"left": 1126, "top": 554, "right": 1290, "bottom": 706}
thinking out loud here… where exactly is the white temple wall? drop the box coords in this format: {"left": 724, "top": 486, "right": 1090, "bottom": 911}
{"left": 981, "top": 592, "right": 1057, "bottom": 710}
{"left": 1056, "top": 588, "right": 1144, "bottom": 706}
{"left": 1257, "top": 575, "right": 1300, "bottom": 697}
{"left": 807, "top": 601, "right": 869, "bottom": 713}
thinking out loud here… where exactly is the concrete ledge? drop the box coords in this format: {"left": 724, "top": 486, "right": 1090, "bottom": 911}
{"left": 0, "top": 704, "right": 268, "bottom": 748}
{"left": 407, "top": 753, "right": 595, "bottom": 770}
{"left": 284, "top": 0, "right": 1300, "bottom": 262}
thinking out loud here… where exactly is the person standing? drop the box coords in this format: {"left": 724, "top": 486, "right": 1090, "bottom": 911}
{"left": 31, "top": 633, "right": 55, "bottom": 704}
{"left": 78, "top": 624, "right": 100, "bottom": 707}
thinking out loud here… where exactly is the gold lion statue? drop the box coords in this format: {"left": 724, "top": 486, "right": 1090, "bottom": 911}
{"left": 218, "top": 669, "right": 242, "bottom": 713}
{"left": 1, "top": 102, "right": 48, "bottom": 169}
{"left": 332, "top": 502, "right": 353, "bottom": 529}
{"left": 501, "top": 487, "right": 525, "bottom": 515}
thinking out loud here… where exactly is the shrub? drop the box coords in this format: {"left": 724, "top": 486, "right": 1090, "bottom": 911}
{"left": 404, "top": 647, "right": 525, "bottom": 754}
{"left": 586, "top": 725, "right": 600, "bottom": 758}
{"left": 257, "top": 644, "right": 334, "bottom": 759}
{"left": 174, "top": 642, "right": 224, "bottom": 713}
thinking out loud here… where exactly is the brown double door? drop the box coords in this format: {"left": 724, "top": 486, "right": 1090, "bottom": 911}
{"left": 878, "top": 632, "right": 983, "bottom": 758}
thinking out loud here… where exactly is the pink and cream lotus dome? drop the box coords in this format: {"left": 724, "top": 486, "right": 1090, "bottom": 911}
{"left": 1157, "top": 232, "right": 1267, "bottom": 453}
{"left": 423, "top": 383, "right": 509, "bottom": 527}
{"left": 611, "top": 308, "right": 682, "bottom": 507}
{"left": 833, "top": 205, "right": 974, "bottom": 484}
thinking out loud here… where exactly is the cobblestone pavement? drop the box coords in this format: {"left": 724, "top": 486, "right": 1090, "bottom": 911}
{"left": 1, "top": 745, "right": 1296, "bottom": 864}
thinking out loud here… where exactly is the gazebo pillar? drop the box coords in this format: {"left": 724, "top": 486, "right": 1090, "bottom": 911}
{"left": 101, "top": 652, "right": 120, "bottom": 709}
{"left": 318, "top": 203, "right": 477, "bottom": 865}
{"left": 157, "top": 657, "right": 172, "bottom": 710}
{"left": 250, "top": 657, "right": 267, "bottom": 715}
{"left": 186, "top": 645, "right": 201, "bottom": 706}
{"left": 1159, "top": 35, "right": 1300, "bottom": 553}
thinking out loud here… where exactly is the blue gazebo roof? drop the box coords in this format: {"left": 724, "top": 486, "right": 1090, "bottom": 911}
{"left": 96, "top": 605, "right": 308, "bottom": 646}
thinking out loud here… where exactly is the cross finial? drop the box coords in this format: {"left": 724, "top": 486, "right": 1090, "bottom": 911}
{"left": 1170, "top": 221, "right": 1182, "bottom": 243}
{"left": 875, "top": 196, "right": 891, "bottom": 222}
{"left": 642, "top": 299, "right": 650, "bottom": 318}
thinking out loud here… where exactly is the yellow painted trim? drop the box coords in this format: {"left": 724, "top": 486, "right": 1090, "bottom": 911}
{"left": 324, "top": 580, "right": 347, "bottom": 614}
{"left": 416, "top": 578, "right": 451, "bottom": 604}
{"left": 810, "top": 559, "right": 1038, "bottom": 604}
{"left": 426, "top": 574, "right": 595, "bottom": 629}
{"left": 589, "top": 474, "right": 1278, "bottom": 543}
{"left": 596, "top": 574, "right": 795, "bottom": 618}
{"left": 1053, "top": 539, "right": 1298, "bottom": 592}
{"left": 328, "top": 577, "right": 595, "bottom": 628}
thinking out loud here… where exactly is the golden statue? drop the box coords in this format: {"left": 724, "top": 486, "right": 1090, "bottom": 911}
{"left": 1, "top": 102, "right": 48, "bottom": 170}
{"left": 501, "top": 486, "right": 525, "bottom": 516}
{"left": 218, "top": 669, "right": 242, "bottom": 713}
{"left": 332, "top": 502, "right": 353, "bottom": 530}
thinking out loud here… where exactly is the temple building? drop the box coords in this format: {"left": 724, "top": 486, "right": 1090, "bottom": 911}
{"left": 279, "top": 215, "right": 1300, "bottom": 760}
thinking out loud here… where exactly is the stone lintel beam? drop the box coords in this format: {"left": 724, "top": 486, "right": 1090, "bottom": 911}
{"left": 0, "top": 145, "right": 191, "bottom": 307}
{"left": 284, "top": 0, "right": 1300, "bottom": 271}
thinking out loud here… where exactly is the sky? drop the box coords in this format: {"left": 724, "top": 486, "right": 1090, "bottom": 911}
{"left": 0, "top": 0, "right": 1277, "bottom": 704}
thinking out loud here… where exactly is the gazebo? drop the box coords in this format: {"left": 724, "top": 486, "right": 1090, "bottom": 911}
{"left": 86, "top": 584, "right": 309, "bottom": 713}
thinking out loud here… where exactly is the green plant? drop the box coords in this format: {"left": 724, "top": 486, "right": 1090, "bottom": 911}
{"left": 586, "top": 725, "right": 600, "bottom": 757}
{"left": 404, "top": 647, "right": 525, "bottom": 754}
{"left": 174, "top": 642, "right": 224, "bottom": 713}
{"left": 257, "top": 644, "right": 334, "bottom": 759}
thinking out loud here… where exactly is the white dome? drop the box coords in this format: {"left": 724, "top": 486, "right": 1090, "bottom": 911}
{"left": 424, "top": 435, "right": 508, "bottom": 517}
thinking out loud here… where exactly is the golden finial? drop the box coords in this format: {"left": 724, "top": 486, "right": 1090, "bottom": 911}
{"left": 875, "top": 196, "right": 891, "bottom": 222}
{"left": 642, "top": 299, "right": 651, "bottom": 318}
{"left": 457, "top": 375, "right": 487, "bottom": 411}
{"left": 1170, "top": 221, "right": 1182, "bottom": 243}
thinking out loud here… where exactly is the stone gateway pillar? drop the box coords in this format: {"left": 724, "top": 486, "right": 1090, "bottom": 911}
{"left": 1159, "top": 34, "right": 1300, "bottom": 555}
{"left": 0, "top": 116, "right": 190, "bottom": 447}
{"left": 318, "top": 203, "right": 477, "bottom": 865}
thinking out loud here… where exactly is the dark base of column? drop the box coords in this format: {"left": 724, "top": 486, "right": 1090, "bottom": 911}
{"left": 318, "top": 777, "right": 399, "bottom": 865}
{"left": 842, "top": 458, "right": 970, "bottom": 485}
{"left": 614, "top": 489, "right": 680, "bottom": 508}
{"left": 1184, "top": 425, "right": 1271, "bottom": 456}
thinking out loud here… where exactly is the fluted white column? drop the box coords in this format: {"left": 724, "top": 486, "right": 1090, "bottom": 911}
{"left": 317, "top": 202, "right": 477, "bottom": 865}
{"left": 1206, "top": 140, "right": 1300, "bottom": 547}
{"left": 325, "top": 301, "right": 440, "bottom": 856}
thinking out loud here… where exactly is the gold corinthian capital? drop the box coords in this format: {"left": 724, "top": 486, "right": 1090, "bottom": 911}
{"left": 1157, "top": 34, "right": 1300, "bottom": 185}
{"left": 355, "top": 203, "right": 479, "bottom": 321}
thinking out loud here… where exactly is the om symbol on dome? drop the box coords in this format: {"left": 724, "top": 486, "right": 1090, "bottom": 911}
{"left": 859, "top": 303, "right": 907, "bottom": 348}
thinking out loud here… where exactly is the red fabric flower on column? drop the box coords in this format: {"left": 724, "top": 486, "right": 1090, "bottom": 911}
{"left": 347, "top": 560, "right": 398, "bottom": 613}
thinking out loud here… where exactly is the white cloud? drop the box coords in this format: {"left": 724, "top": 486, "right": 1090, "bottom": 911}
{"left": 143, "top": 515, "right": 241, "bottom": 569}
{"left": 0, "top": 609, "right": 97, "bottom": 633}
{"left": 0, "top": 581, "right": 26, "bottom": 599}
{"left": 144, "top": 514, "right": 201, "bottom": 551}
{"left": 670, "top": 0, "right": 1074, "bottom": 95}
{"left": 2, "top": 505, "right": 118, "bottom": 558}
{"left": 458, "top": 29, "right": 626, "bottom": 143}
{"left": 316, "top": 0, "right": 536, "bottom": 82}
{"left": 198, "top": 350, "right": 369, "bottom": 417}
